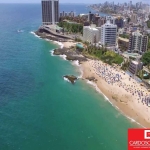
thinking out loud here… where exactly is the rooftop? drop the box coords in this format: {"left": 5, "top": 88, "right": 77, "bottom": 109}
{"left": 102, "top": 21, "right": 117, "bottom": 27}
{"left": 132, "top": 30, "right": 142, "bottom": 36}
{"left": 84, "top": 26, "right": 98, "bottom": 31}
{"left": 122, "top": 52, "right": 141, "bottom": 59}
{"left": 131, "top": 60, "right": 139, "bottom": 65}
{"left": 118, "top": 37, "right": 129, "bottom": 42}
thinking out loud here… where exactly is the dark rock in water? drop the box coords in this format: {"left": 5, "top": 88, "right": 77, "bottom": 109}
{"left": 64, "top": 75, "right": 77, "bottom": 84}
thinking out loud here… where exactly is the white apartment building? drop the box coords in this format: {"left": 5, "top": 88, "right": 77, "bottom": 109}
{"left": 83, "top": 25, "right": 100, "bottom": 43}
{"left": 100, "top": 21, "right": 117, "bottom": 47}
{"left": 41, "top": 0, "right": 59, "bottom": 25}
{"left": 106, "top": 16, "right": 115, "bottom": 24}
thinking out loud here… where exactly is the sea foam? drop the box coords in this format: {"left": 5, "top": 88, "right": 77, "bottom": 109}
{"left": 78, "top": 67, "right": 83, "bottom": 79}
{"left": 54, "top": 41, "right": 64, "bottom": 49}
{"left": 72, "top": 60, "right": 80, "bottom": 66}
{"left": 30, "top": 31, "right": 41, "bottom": 39}
{"left": 59, "top": 54, "right": 67, "bottom": 60}
{"left": 63, "top": 77, "right": 71, "bottom": 83}
{"left": 87, "top": 80, "right": 102, "bottom": 94}
{"left": 50, "top": 49, "right": 55, "bottom": 56}
{"left": 87, "top": 80, "right": 110, "bottom": 103}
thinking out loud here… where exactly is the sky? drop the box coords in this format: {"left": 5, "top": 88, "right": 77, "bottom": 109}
{"left": 0, "top": 0, "right": 149, "bottom": 4}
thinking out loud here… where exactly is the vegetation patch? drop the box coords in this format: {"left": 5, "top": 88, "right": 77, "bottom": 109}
{"left": 119, "top": 34, "right": 129, "bottom": 39}
{"left": 82, "top": 45, "right": 123, "bottom": 65}
{"left": 142, "top": 51, "right": 150, "bottom": 69}
{"left": 57, "top": 21, "right": 83, "bottom": 34}
{"left": 147, "top": 20, "right": 150, "bottom": 28}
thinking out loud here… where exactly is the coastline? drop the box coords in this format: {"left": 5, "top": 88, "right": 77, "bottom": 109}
{"left": 80, "top": 60, "right": 150, "bottom": 128}
{"left": 32, "top": 31, "right": 150, "bottom": 128}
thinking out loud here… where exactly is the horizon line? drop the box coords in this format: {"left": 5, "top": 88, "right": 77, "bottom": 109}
{"left": 0, "top": 2, "right": 92, "bottom": 4}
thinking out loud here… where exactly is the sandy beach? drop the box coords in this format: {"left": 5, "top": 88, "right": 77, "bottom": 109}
{"left": 49, "top": 37, "right": 150, "bottom": 128}
{"left": 81, "top": 60, "right": 150, "bottom": 128}
{"left": 62, "top": 41, "right": 76, "bottom": 48}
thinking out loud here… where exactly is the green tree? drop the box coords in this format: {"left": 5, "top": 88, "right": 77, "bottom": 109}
{"left": 142, "top": 51, "right": 150, "bottom": 69}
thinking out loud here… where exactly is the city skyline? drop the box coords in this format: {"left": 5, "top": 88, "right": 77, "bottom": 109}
{"left": 0, "top": 0, "right": 150, "bottom": 4}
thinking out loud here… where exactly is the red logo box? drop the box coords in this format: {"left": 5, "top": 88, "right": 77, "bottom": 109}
{"left": 128, "top": 129, "right": 150, "bottom": 150}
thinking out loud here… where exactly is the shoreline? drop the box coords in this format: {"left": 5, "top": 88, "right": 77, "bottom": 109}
{"left": 32, "top": 30, "right": 150, "bottom": 128}
{"left": 85, "top": 76, "right": 145, "bottom": 128}
{"left": 80, "top": 60, "right": 150, "bottom": 128}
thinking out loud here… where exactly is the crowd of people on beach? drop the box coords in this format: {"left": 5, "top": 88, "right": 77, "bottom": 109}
{"left": 90, "top": 60, "right": 150, "bottom": 108}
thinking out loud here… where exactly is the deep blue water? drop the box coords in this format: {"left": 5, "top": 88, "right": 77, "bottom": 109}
{"left": 0, "top": 4, "right": 137, "bottom": 150}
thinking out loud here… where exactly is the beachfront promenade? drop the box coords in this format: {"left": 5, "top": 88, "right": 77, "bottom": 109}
{"left": 39, "top": 25, "right": 74, "bottom": 40}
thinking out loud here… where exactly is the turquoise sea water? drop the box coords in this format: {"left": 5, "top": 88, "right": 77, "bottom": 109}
{"left": 0, "top": 4, "right": 138, "bottom": 150}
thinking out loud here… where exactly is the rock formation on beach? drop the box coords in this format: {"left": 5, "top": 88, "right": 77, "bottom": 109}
{"left": 86, "top": 77, "right": 97, "bottom": 82}
{"left": 54, "top": 48, "right": 87, "bottom": 63}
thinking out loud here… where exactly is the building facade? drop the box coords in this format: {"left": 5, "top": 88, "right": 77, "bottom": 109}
{"left": 88, "top": 12, "right": 94, "bottom": 22}
{"left": 59, "top": 11, "right": 75, "bottom": 17}
{"left": 41, "top": 0, "right": 59, "bottom": 25}
{"left": 97, "top": 17, "right": 106, "bottom": 27}
{"left": 145, "top": 6, "right": 150, "bottom": 13}
{"left": 83, "top": 25, "right": 100, "bottom": 43}
{"left": 131, "top": 13, "right": 138, "bottom": 24}
{"left": 115, "top": 17, "right": 124, "bottom": 28}
{"left": 128, "top": 60, "right": 143, "bottom": 75}
{"left": 128, "top": 31, "right": 148, "bottom": 54}
{"left": 101, "top": 21, "right": 117, "bottom": 47}
{"left": 97, "top": 16, "right": 124, "bottom": 28}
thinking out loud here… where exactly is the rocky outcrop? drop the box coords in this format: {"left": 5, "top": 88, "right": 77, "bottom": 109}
{"left": 35, "top": 29, "right": 87, "bottom": 62}
{"left": 35, "top": 30, "right": 69, "bottom": 42}
{"left": 64, "top": 75, "right": 77, "bottom": 84}
{"left": 54, "top": 48, "right": 87, "bottom": 63}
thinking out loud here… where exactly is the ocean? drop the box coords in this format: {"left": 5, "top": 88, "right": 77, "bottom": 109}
{"left": 0, "top": 3, "right": 138, "bottom": 150}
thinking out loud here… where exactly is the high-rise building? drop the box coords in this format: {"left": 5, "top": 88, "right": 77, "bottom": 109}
{"left": 139, "top": 2, "right": 142, "bottom": 9}
{"left": 62, "top": 11, "right": 65, "bottom": 17}
{"left": 115, "top": 17, "right": 124, "bottom": 28}
{"left": 131, "top": 13, "right": 138, "bottom": 24}
{"left": 83, "top": 25, "right": 100, "bottom": 43}
{"left": 136, "top": 2, "right": 139, "bottom": 9}
{"left": 129, "top": 60, "right": 143, "bottom": 75}
{"left": 65, "top": 12, "right": 68, "bottom": 17}
{"left": 129, "top": 1, "right": 132, "bottom": 11}
{"left": 41, "top": 0, "right": 59, "bottom": 25}
{"left": 128, "top": 31, "right": 148, "bottom": 54}
{"left": 112, "top": 1, "right": 114, "bottom": 7}
{"left": 101, "top": 21, "right": 117, "bottom": 47}
{"left": 88, "top": 11, "right": 94, "bottom": 22}
{"left": 106, "top": 16, "right": 115, "bottom": 24}
{"left": 60, "top": 12, "right": 63, "bottom": 17}
{"left": 97, "top": 17, "right": 106, "bottom": 27}
{"left": 145, "top": 6, "right": 150, "bottom": 13}
{"left": 59, "top": 11, "right": 75, "bottom": 17}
